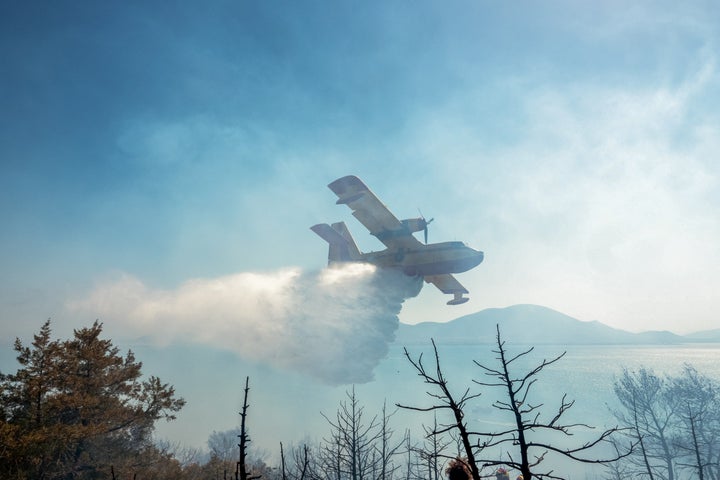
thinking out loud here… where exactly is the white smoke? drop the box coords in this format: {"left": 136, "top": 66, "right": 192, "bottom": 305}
{"left": 67, "top": 264, "right": 422, "bottom": 384}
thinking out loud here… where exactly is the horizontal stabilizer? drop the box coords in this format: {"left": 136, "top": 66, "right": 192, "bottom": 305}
{"left": 311, "top": 223, "right": 346, "bottom": 245}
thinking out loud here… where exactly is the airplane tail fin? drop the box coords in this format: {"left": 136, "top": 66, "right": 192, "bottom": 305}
{"left": 310, "top": 222, "right": 362, "bottom": 264}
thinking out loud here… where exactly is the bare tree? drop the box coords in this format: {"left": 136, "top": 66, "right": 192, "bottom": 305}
{"left": 610, "top": 364, "right": 720, "bottom": 480}
{"left": 669, "top": 365, "right": 720, "bottom": 480}
{"left": 237, "top": 376, "right": 261, "bottom": 480}
{"left": 210, "top": 428, "right": 243, "bottom": 463}
{"left": 401, "top": 431, "right": 418, "bottom": 480}
{"left": 602, "top": 440, "right": 634, "bottom": 480}
{"left": 376, "top": 401, "right": 405, "bottom": 480}
{"left": 398, "top": 327, "right": 632, "bottom": 480}
{"left": 320, "top": 386, "right": 383, "bottom": 480}
{"left": 280, "top": 442, "right": 316, "bottom": 480}
{"left": 678, "top": 403, "right": 706, "bottom": 480}
{"left": 397, "top": 339, "right": 483, "bottom": 480}
{"left": 473, "top": 325, "right": 632, "bottom": 479}
{"left": 612, "top": 368, "right": 679, "bottom": 480}
{"left": 280, "top": 443, "right": 288, "bottom": 480}
{"left": 405, "top": 415, "right": 453, "bottom": 480}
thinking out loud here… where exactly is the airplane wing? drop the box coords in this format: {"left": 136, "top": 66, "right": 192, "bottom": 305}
{"left": 327, "top": 175, "right": 423, "bottom": 249}
{"left": 424, "top": 274, "right": 470, "bottom": 305}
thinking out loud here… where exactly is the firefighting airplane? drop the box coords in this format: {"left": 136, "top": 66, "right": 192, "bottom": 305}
{"left": 311, "top": 175, "right": 484, "bottom": 305}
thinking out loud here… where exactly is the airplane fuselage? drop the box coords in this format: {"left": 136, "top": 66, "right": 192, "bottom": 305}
{"left": 360, "top": 241, "right": 484, "bottom": 277}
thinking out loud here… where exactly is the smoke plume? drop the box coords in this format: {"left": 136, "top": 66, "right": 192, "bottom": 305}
{"left": 68, "top": 264, "right": 422, "bottom": 384}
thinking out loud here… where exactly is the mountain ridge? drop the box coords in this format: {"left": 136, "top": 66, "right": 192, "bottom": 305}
{"left": 395, "top": 304, "right": 716, "bottom": 345}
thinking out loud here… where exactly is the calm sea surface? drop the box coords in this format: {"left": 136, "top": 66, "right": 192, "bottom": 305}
{"left": 377, "top": 343, "right": 720, "bottom": 424}
{"left": 382, "top": 342, "right": 720, "bottom": 396}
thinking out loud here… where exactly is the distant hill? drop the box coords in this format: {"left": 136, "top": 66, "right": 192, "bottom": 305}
{"left": 683, "top": 329, "right": 720, "bottom": 342}
{"left": 395, "top": 304, "right": 695, "bottom": 345}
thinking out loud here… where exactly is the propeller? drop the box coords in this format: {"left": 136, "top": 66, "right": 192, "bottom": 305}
{"left": 419, "top": 209, "right": 434, "bottom": 244}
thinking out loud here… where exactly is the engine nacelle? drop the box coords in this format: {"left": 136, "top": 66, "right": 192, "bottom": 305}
{"left": 401, "top": 217, "right": 427, "bottom": 234}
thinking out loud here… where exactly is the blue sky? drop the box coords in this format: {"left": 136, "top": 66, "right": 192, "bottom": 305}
{"left": 2, "top": 0, "right": 720, "bottom": 353}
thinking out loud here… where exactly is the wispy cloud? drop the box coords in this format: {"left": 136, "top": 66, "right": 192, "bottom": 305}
{"left": 396, "top": 53, "right": 720, "bottom": 332}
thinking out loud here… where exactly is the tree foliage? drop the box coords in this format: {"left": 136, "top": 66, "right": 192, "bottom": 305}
{"left": 0, "top": 320, "right": 185, "bottom": 479}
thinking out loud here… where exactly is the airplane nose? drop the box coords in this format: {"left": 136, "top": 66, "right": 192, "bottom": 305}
{"left": 455, "top": 247, "right": 483, "bottom": 272}
{"left": 467, "top": 249, "right": 483, "bottom": 268}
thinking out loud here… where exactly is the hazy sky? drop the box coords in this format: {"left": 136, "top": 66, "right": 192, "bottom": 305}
{"left": 2, "top": 0, "right": 719, "bottom": 357}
